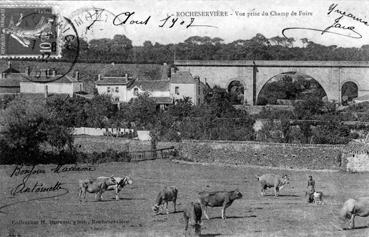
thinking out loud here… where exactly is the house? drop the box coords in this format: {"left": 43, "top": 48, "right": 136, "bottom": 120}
{"left": 0, "top": 62, "right": 28, "bottom": 95}
{"left": 20, "top": 69, "right": 84, "bottom": 97}
{"left": 128, "top": 79, "right": 173, "bottom": 108}
{"left": 95, "top": 74, "right": 131, "bottom": 103}
{"left": 170, "top": 69, "right": 202, "bottom": 106}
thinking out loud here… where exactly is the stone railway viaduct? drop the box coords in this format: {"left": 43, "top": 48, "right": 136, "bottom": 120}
{"left": 174, "top": 60, "right": 369, "bottom": 105}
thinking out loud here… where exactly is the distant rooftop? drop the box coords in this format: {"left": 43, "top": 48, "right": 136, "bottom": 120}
{"left": 171, "top": 71, "right": 196, "bottom": 84}
{"left": 130, "top": 80, "right": 170, "bottom": 92}
{"left": 96, "top": 76, "right": 129, "bottom": 85}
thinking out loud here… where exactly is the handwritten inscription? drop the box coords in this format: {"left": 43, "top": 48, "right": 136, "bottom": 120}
{"left": 51, "top": 164, "right": 96, "bottom": 173}
{"left": 9, "top": 164, "right": 96, "bottom": 196}
{"left": 282, "top": 3, "right": 366, "bottom": 39}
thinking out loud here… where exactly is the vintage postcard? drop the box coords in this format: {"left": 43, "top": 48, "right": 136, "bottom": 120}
{"left": 1, "top": 0, "right": 369, "bottom": 236}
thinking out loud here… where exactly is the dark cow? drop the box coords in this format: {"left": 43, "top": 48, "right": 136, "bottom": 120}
{"left": 78, "top": 176, "right": 116, "bottom": 201}
{"left": 198, "top": 189, "right": 243, "bottom": 220}
{"left": 183, "top": 201, "right": 202, "bottom": 236}
{"left": 152, "top": 186, "right": 178, "bottom": 215}
{"left": 256, "top": 174, "right": 289, "bottom": 197}
{"left": 339, "top": 197, "right": 369, "bottom": 229}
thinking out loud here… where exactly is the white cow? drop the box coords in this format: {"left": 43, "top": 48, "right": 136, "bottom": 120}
{"left": 339, "top": 197, "right": 369, "bottom": 229}
{"left": 98, "top": 176, "right": 133, "bottom": 200}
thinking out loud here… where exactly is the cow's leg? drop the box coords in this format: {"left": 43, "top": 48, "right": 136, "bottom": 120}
{"left": 115, "top": 186, "right": 119, "bottom": 200}
{"left": 261, "top": 185, "right": 266, "bottom": 196}
{"left": 203, "top": 206, "right": 210, "bottom": 220}
{"left": 184, "top": 215, "right": 189, "bottom": 231}
{"left": 221, "top": 207, "right": 226, "bottom": 220}
{"left": 349, "top": 214, "right": 355, "bottom": 229}
{"left": 274, "top": 187, "right": 279, "bottom": 197}
{"left": 165, "top": 201, "right": 169, "bottom": 214}
{"left": 173, "top": 200, "right": 177, "bottom": 213}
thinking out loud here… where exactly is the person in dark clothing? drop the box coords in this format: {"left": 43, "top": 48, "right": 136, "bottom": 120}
{"left": 306, "top": 175, "right": 315, "bottom": 203}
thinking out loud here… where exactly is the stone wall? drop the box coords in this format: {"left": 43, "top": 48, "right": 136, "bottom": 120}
{"left": 343, "top": 141, "right": 369, "bottom": 172}
{"left": 74, "top": 136, "right": 178, "bottom": 153}
{"left": 178, "top": 140, "right": 344, "bottom": 170}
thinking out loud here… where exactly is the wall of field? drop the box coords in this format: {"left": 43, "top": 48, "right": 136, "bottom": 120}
{"left": 73, "top": 136, "right": 176, "bottom": 153}
{"left": 177, "top": 140, "right": 344, "bottom": 170}
{"left": 73, "top": 136, "right": 369, "bottom": 171}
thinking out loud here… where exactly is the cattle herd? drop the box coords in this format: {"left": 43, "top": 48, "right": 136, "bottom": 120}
{"left": 77, "top": 173, "right": 369, "bottom": 235}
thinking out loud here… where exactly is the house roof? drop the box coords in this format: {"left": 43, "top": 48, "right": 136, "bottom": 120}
{"left": 171, "top": 71, "right": 196, "bottom": 84}
{"left": 21, "top": 74, "right": 79, "bottom": 84}
{"left": 96, "top": 76, "right": 129, "bottom": 85}
{"left": 3, "top": 67, "right": 20, "bottom": 74}
{"left": 129, "top": 80, "right": 170, "bottom": 92}
{"left": 0, "top": 73, "right": 28, "bottom": 87}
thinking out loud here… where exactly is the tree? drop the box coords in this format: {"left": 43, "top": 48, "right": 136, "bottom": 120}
{"left": 0, "top": 98, "right": 74, "bottom": 163}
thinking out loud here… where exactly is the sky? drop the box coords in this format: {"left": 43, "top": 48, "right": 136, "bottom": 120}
{"left": 3, "top": 0, "right": 369, "bottom": 47}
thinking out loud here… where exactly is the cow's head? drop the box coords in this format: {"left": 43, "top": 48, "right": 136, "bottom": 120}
{"left": 281, "top": 174, "right": 290, "bottom": 185}
{"left": 230, "top": 189, "right": 243, "bottom": 200}
{"left": 121, "top": 176, "right": 133, "bottom": 186}
{"left": 152, "top": 204, "right": 160, "bottom": 214}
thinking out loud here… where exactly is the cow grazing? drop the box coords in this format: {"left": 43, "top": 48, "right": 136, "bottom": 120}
{"left": 339, "top": 197, "right": 369, "bottom": 229}
{"left": 183, "top": 202, "right": 202, "bottom": 236}
{"left": 78, "top": 176, "right": 116, "bottom": 201}
{"left": 198, "top": 189, "right": 243, "bottom": 220}
{"left": 256, "top": 174, "right": 290, "bottom": 197}
{"left": 152, "top": 186, "right": 178, "bottom": 215}
{"left": 97, "top": 176, "right": 133, "bottom": 200}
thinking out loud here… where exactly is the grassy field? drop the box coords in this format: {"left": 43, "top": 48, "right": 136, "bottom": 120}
{"left": 1, "top": 159, "right": 369, "bottom": 237}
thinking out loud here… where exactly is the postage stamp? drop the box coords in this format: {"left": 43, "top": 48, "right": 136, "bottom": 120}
{"left": 0, "top": 6, "right": 59, "bottom": 58}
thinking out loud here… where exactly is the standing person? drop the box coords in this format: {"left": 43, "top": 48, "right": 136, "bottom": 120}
{"left": 306, "top": 175, "right": 315, "bottom": 203}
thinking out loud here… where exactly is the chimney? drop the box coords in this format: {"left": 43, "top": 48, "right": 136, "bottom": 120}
{"left": 25, "top": 66, "right": 30, "bottom": 76}
{"left": 1, "top": 72, "right": 6, "bottom": 79}
{"left": 75, "top": 71, "right": 79, "bottom": 80}
{"left": 7, "top": 61, "right": 11, "bottom": 69}
{"left": 51, "top": 68, "right": 56, "bottom": 77}
{"left": 125, "top": 73, "right": 128, "bottom": 80}
{"left": 46, "top": 69, "right": 50, "bottom": 77}
{"left": 98, "top": 74, "right": 101, "bottom": 81}
{"left": 170, "top": 67, "right": 176, "bottom": 76}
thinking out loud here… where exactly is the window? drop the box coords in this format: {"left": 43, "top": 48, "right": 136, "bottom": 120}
{"left": 175, "top": 86, "right": 179, "bottom": 95}
{"left": 115, "top": 87, "right": 119, "bottom": 93}
{"left": 134, "top": 88, "right": 139, "bottom": 96}
{"left": 107, "top": 87, "right": 111, "bottom": 93}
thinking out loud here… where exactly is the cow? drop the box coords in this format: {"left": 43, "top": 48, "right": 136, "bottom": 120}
{"left": 183, "top": 201, "right": 202, "bottom": 236}
{"left": 78, "top": 176, "right": 117, "bottom": 202}
{"left": 152, "top": 186, "right": 178, "bottom": 215}
{"left": 97, "top": 176, "right": 133, "bottom": 200}
{"left": 198, "top": 189, "right": 243, "bottom": 220}
{"left": 256, "top": 174, "right": 290, "bottom": 197}
{"left": 339, "top": 197, "right": 369, "bottom": 229}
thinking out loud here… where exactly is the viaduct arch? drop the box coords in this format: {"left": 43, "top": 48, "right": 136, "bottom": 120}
{"left": 174, "top": 60, "right": 369, "bottom": 105}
